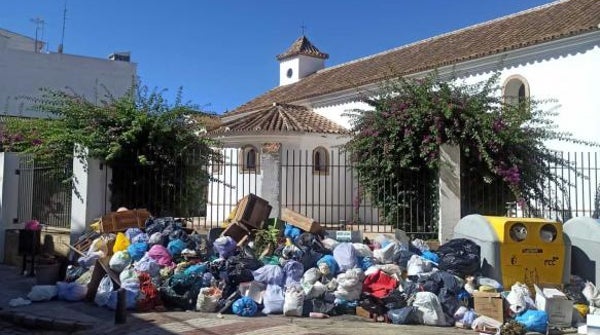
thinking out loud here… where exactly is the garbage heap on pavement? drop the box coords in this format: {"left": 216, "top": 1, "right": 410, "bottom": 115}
{"left": 19, "top": 196, "right": 600, "bottom": 335}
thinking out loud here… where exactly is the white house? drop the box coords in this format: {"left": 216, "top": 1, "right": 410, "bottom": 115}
{"left": 207, "top": 0, "right": 600, "bottom": 240}
{"left": 0, "top": 28, "right": 136, "bottom": 118}
{"left": 0, "top": 28, "right": 137, "bottom": 262}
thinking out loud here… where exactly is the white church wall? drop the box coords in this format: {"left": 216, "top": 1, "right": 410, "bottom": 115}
{"left": 458, "top": 44, "right": 600, "bottom": 153}
{"left": 206, "top": 147, "right": 262, "bottom": 226}
{"left": 306, "top": 37, "right": 600, "bottom": 222}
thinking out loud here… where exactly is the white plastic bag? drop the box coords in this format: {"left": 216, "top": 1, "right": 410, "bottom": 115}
{"left": 352, "top": 243, "right": 373, "bottom": 258}
{"left": 413, "top": 292, "right": 445, "bottom": 326}
{"left": 109, "top": 250, "right": 131, "bottom": 273}
{"left": 27, "top": 285, "right": 58, "bottom": 302}
{"left": 321, "top": 238, "right": 340, "bottom": 251}
{"left": 471, "top": 315, "right": 502, "bottom": 332}
{"left": 373, "top": 242, "right": 401, "bottom": 264}
{"left": 505, "top": 282, "right": 535, "bottom": 314}
{"left": 119, "top": 266, "right": 137, "bottom": 283}
{"left": 56, "top": 281, "right": 88, "bottom": 302}
{"left": 334, "top": 268, "right": 364, "bottom": 301}
{"left": 262, "top": 284, "right": 285, "bottom": 314}
{"left": 406, "top": 255, "right": 433, "bottom": 276}
{"left": 583, "top": 281, "right": 600, "bottom": 308}
{"left": 196, "top": 287, "right": 222, "bottom": 312}
{"left": 94, "top": 274, "right": 114, "bottom": 307}
{"left": 283, "top": 286, "right": 305, "bottom": 317}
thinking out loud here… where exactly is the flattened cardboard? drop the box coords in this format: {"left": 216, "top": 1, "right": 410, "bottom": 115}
{"left": 473, "top": 291, "right": 505, "bottom": 322}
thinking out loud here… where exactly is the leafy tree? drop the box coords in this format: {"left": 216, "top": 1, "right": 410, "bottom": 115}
{"left": 343, "top": 74, "right": 596, "bottom": 227}
{"left": 1, "top": 84, "right": 221, "bottom": 217}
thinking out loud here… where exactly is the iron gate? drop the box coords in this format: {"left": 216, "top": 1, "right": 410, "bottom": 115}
{"left": 16, "top": 157, "right": 72, "bottom": 228}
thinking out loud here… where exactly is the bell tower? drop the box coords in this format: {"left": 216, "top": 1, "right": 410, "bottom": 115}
{"left": 277, "top": 35, "right": 328, "bottom": 86}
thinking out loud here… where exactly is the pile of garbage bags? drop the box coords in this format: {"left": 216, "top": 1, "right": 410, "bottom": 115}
{"left": 25, "top": 216, "right": 600, "bottom": 334}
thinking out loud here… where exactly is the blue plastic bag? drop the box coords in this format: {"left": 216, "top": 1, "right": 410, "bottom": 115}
{"left": 252, "top": 264, "right": 284, "bottom": 286}
{"left": 127, "top": 242, "right": 148, "bottom": 261}
{"left": 316, "top": 255, "right": 339, "bottom": 276}
{"left": 284, "top": 223, "right": 301, "bottom": 240}
{"left": 213, "top": 236, "right": 237, "bottom": 258}
{"left": 421, "top": 250, "right": 440, "bottom": 263}
{"left": 232, "top": 296, "right": 258, "bottom": 317}
{"left": 333, "top": 243, "right": 358, "bottom": 272}
{"left": 282, "top": 260, "right": 304, "bottom": 288}
{"left": 515, "top": 309, "right": 548, "bottom": 334}
{"left": 167, "top": 239, "right": 186, "bottom": 256}
{"left": 184, "top": 263, "right": 208, "bottom": 276}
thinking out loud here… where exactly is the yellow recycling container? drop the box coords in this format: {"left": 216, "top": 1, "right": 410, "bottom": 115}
{"left": 453, "top": 214, "right": 570, "bottom": 289}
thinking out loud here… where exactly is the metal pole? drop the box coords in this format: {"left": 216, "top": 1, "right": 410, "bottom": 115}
{"left": 115, "top": 288, "right": 127, "bottom": 324}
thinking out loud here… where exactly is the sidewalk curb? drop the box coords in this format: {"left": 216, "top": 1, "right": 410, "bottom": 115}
{"left": 0, "top": 310, "right": 94, "bottom": 332}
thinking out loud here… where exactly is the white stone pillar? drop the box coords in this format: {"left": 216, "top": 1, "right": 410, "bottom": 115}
{"left": 70, "top": 146, "right": 111, "bottom": 243}
{"left": 0, "top": 153, "right": 21, "bottom": 263}
{"left": 260, "top": 143, "right": 281, "bottom": 219}
{"left": 438, "top": 144, "right": 461, "bottom": 244}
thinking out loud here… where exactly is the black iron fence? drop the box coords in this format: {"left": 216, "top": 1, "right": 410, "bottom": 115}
{"left": 462, "top": 151, "right": 600, "bottom": 222}
{"left": 280, "top": 149, "right": 438, "bottom": 239}
{"left": 105, "top": 148, "right": 599, "bottom": 238}
{"left": 110, "top": 150, "right": 208, "bottom": 218}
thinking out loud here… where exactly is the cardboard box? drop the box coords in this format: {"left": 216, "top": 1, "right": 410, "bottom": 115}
{"left": 588, "top": 314, "right": 600, "bottom": 335}
{"left": 473, "top": 291, "right": 505, "bottom": 322}
{"left": 221, "top": 222, "right": 251, "bottom": 246}
{"left": 534, "top": 284, "right": 574, "bottom": 326}
{"left": 355, "top": 306, "right": 388, "bottom": 322}
{"left": 234, "top": 194, "right": 272, "bottom": 229}
{"left": 281, "top": 208, "right": 322, "bottom": 233}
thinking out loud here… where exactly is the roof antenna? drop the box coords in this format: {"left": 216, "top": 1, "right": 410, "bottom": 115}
{"left": 30, "top": 17, "right": 45, "bottom": 53}
{"left": 58, "top": 0, "right": 67, "bottom": 53}
{"left": 300, "top": 22, "right": 307, "bottom": 36}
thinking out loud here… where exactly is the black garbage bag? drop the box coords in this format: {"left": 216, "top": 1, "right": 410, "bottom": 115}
{"left": 226, "top": 249, "right": 263, "bottom": 272}
{"left": 416, "top": 273, "right": 441, "bottom": 295}
{"left": 186, "top": 233, "right": 212, "bottom": 258}
{"left": 224, "top": 257, "right": 255, "bottom": 285}
{"left": 358, "top": 295, "right": 388, "bottom": 316}
{"left": 388, "top": 306, "right": 421, "bottom": 325}
{"left": 296, "top": 233, "right": 329, "bottom": 255}
{"left": 564, "top": 284, "right": 589, "bottom": 305}
{"left": 302, "top": 298, "right": 341, "bottom": 316}
{"left": 145, "top": 217, "right": 168, "bottom": 236}
{"left": 402, "top": 280, "right": 420, "bottom": 297}
{"left": 160, "top": 272, "right": 203, "bottom": 310}
{"left": 396, "top": 250, "right": 417, "bottom": 268}
{"left": 429, "top": 271, "right": 462, "bottom": 294}
{"left": 438, "top": 287, "right": 460, "bottom": 319}
{"left": 417, "top": 270, "right": 463, "bottom": 296}
{"left": 381, "top": 290, "right": 407, "bottom": 310}
{"left": 436, "top": 238, "right": 480, "bottom": 277}
{"left": 298, "top": 246, "right": 323, "bottom": 271}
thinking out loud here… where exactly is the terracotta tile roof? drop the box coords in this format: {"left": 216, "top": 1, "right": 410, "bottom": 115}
{"left": 227, "top": 0, "right": 600, "bottom": 116}
{"left": 276, "top": 35, "right": 329, "bottom": 60}
{"left": 209, "top": 103, "right": 348, "bottom": 135}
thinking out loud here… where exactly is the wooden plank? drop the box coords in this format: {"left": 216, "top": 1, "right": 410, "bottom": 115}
{"left": 100, "top": 209, "right": 151, "bottom": 233}
{"left": 85, "top": 258, "right": 121, "bottom": 302}
{"left": 281, "top": 207, "right": 322, "bottom": 233}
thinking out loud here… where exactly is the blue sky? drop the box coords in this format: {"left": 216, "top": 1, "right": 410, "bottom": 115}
{"left": 1, "top": 0, "right": 553, "bottom": 114}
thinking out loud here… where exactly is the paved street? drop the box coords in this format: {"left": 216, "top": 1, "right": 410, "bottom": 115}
{"left": 0, "top": 264, "right": 473, "bottom": 335}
